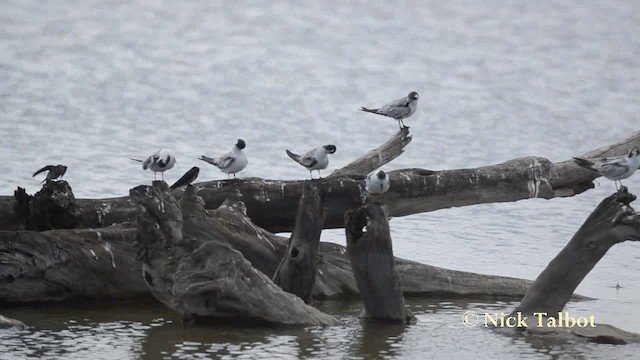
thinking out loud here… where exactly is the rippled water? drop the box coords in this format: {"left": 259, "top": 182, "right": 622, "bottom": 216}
{"left": 2, "top": 0, "right": 640, "bottom": 358}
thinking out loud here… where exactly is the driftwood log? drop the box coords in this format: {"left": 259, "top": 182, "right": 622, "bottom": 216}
{"left": 131, "top": 182, "right": 337, "bottom": 325}
{"left": 273, "top": 184, "right": 325, "bottom": 303}
{"left": 345, "top": 203, "right": 413, "bottom": 323}
{"left": 503, "top": 189, "right": 640, "bottom": 344}
{"left": 2, "top": 129, "right": 640, "bottom": 232}
{"left": 0, "top": 184, "right": 535, "bottom": 304}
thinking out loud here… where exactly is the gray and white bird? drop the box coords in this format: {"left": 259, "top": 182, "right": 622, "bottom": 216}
{"left": 286, "top": 144, "right": 337, "bottom": 179}
{"left": 365, "top": 170, "right": 390, "bottom": 195}
{"left": 573, "top": 148, "right": 640, "bottom": 190}
{"left": 360, "top": 91, "right": 419, "bottom": 129}
{"left": 131, "top": 149, "right": 176, "bottom": 181}
{"left": 198, "top": 139, "right": 248, "bottom": 179}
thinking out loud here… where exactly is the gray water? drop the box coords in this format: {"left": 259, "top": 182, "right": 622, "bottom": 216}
{"left": 1, "top": 0, "right": 640, "bottom": 358}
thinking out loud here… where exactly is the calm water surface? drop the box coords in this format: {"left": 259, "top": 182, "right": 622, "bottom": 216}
{"left": 1, "top": 0, "right": 640, "bottom": 358}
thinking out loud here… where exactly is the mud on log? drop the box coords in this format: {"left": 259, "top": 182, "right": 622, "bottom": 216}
{"left": 130, "top": 182, "right": 338, "bottom": 326}
{"left": 273, "top": 184, "right": 325, "bottom": 303}
{"left": 3, "top": 129, "right": 640, "bottom": 232}
{"left": 345, "top": 203, "right": 414, "bottom": 323}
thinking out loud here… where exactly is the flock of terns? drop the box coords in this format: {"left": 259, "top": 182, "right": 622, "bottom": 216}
{"left": 31, "top": 91, "right": 640, "bottom": 194}
{"left": 32, "top": 92, "right": 422, "bottom": 195}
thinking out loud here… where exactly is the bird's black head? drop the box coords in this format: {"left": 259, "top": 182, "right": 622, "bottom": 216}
{"left": 191, "top": 166, "right": 200, "bottom": 176}
{"left": 376, "top": 170, "right": 386, "bottom": 180}
{"left": 408, "top": 91, "right": 419, "bottom": 100}
{"left": 323, "top": 144, "right": 337, "bottom": 154}
{"left": 236, "top": 139, "right": 246, "bottom": 150}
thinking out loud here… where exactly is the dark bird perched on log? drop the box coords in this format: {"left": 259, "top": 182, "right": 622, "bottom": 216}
{"left": 573, "top": 148, "right": 640, "bottom": 190}
{"left": 360, "top": 91, "right": 419, "bottom": 129}
{"left": 169, "top": 167, "right": 200, "bottom": 190}
{"left": 198, "top": 139, "right": 248, "bottom": 179}
{"left": 286, "top": 144, "right": 337, "bottom": 179}
{"left": 365, "top": 170, "right": 390, "bottom": 195}
{"left": 32, "top": 164, "right": 67, "bottom": 183}
{"left": 131, "top": 149, "right": 176, "bottom": 181}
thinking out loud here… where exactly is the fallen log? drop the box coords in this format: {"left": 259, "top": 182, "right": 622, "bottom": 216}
{"left": 2, "top": 130, "right": 640, "bottom": 232}
{"left": 130, "top": 182, "right": 338, "bottom": 326}
{"left": 273, "top": 184, "right": 325, "bottom": 303}
{"left": 0, "top": 183, "right": 536, "bottom": 304}
{"left": 503, "top": 189, "right": 640, "bottom": 344}
{"left": 345, "top": 202, "right": 414, "bottom": 323}
{"left": 0, "top": 226, "right": 145, "bottom": 303}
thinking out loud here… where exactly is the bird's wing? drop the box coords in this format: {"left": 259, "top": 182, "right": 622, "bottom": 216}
{"left": 198, "top": 153, "right": 234, "bottom": 169}
{"left": 378, "top": 96, "right": 412, "bottom": 118}
{"left": 33, "top": 165, "right": 55, "bottom": 177}
{"left": 214, "top": 153, "right": 235, "bottom": 170}
{"left": 597, "top": 160, "right": 631, "bottom": 178}
{"left": 298, "top": 149, "right": 319, "bottom": 167}
{"left": 170, "top": 169, "right": 198, "bottom": 190}
{"left": 287, "top": 149, "right": 317, "bottom": 168}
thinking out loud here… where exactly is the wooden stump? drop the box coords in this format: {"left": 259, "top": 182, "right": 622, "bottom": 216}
{"left": 345, "top": 203, "right": 414, "bottom": 323}
{"left": 273, "top": 184, "right": 325, "bottom": 303}
{"left": 13, "top": 181, "right": 83, "bottom": 231}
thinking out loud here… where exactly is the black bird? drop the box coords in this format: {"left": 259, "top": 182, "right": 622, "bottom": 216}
{"left": 169, "top": 167, "right": 200, "bottom": 190}
{"left": 32, "top": 164, "right": 67, "bottom": 183}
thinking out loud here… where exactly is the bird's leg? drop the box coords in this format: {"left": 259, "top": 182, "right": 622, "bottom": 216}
{"left": 401, "top": 119, "right": 408, "bottom": 128}
{"left": 309, "top": 170, "right": 314, "bottom": 180}
{"left": 161, "top": 172, "right": 165, "bottom": 181}
{"left": 154, "top": 172, "right": 157, "bottom": 181}
{"left": 318, "top": 170, "right": 322, "bottom": 179}
{"left": 397, "top": 119, "right": 402, "bottom": 129}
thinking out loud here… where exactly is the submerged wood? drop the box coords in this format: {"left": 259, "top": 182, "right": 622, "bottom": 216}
{"left": 2, "top": 130, "right": 640, "bottom": 232}
{"left": 345, "top": 203, "right": 414, "bottom": 323}
{"left": 130, "top": 182, "right": 338, "bottom": 326}
{"left": 508, "top": 189, "right": 640, "bottom": 344}
{"left": 273, "top": 184, "right": 325, "bottom": 303}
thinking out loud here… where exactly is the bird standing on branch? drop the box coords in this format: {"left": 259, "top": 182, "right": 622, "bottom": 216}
{"left": 131, "top": 149, "right": 176, "bottom": 181}
{"left": 573, "top": 148, "right": 640, "bottom": 190}
{"left": 198, "top": 139, "right": 248, "bottom": 179}
{"left": 286, "top": 144, "right": 337, "bottom": 179}
{"left": 360, "top": 91, "right": 419, "bottom": 129}
{"left": 32, "top": 164, "right": 67, "bottom": 183}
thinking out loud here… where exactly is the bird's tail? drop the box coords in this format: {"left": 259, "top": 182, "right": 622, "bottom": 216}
{"left": 129, "top": 158, "right": 143, "bottom": 162}
{"left": 32, "top": 165, "right": 54, "bottom": 177}
{"left": 573, "top": 157, "right": 595, "bottom": 170}
{"left": 360, "top": 107, "right": 379, "bottom": 114}
{"left": 286, "top": 150, "right": 301, "bottom": 163}
{"left": 198, "top": 155, "right": 219, "bottom": 166}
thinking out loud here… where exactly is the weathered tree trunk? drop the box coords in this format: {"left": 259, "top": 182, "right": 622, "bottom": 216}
{"left": 345, "top": 203, "right": 414, "bottom": 323}
{"left": 515, "top": 189, "right": 640, "bottom": 317}
{"left": 12, "top": 181, "right": 83, "bottom": 231}
{"left": 130, "top": 182, "right": 338, "bottom": 326}
{"left": 507, "top": 189, "right": 640, "bottom": 344}
{"left": 273, "top": 184, "right": 324, "bottom": 303}
{"left": 0, "top": 194, "right": 538, "bottom": 304}
{"left": 2, "top": 130, "right": 640, "bottom": 232}
{"left": 0, "top": 227, "right": 145, "bottom": 303}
